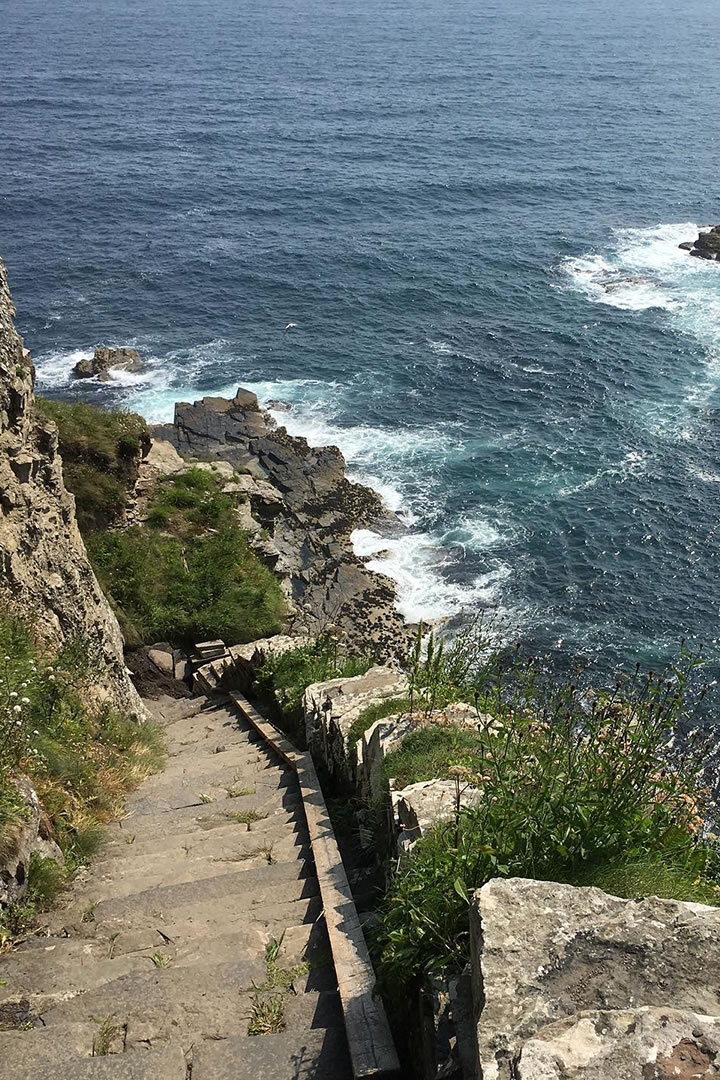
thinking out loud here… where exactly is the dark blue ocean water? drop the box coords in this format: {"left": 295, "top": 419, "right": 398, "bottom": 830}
{"left": 3, "top": 0, "right": 720, "bottom": 674}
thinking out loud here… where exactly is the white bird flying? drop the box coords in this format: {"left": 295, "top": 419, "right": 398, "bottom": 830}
{"left": 284, "top": 322, "right": 297, "bottom": 333}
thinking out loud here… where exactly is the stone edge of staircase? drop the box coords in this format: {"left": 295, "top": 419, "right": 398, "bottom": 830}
{"left": 229, "top": 691, "right": 401, "bottom": 1080}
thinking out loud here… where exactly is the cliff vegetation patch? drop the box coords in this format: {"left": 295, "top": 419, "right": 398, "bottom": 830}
{"left": 87, "top": 468, "right": 285, "bottom": 648}
{"left": 35, "top": 397, "right": 149, "bottom": 532}
{"left": 0, "top": 617, "right": 163, "bottom": 942}
{"left": 371, "top": 635, "right": 720, "bottom": 994}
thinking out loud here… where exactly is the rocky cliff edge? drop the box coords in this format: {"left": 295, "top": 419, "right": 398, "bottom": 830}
{"left": 0, "top": 259, "right": 143, "bottom": 717}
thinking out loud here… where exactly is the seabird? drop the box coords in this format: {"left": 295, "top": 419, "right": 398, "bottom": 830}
{"left": 284, "top": 322, "right": 297, "bottom": 333}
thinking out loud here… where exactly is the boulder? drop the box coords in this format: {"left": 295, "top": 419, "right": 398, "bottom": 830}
{"left": 147, "top": 646, "right": 175, "bottom": 677}
{"left": 304, "top": 666, "right": 409, "bottom": 786}
{"left": 515, "top": 1007, "right": 720, "bottom": 1079}
{"left": 232, "top": 387, "right": 259, "bottom": 411}
{"left": 0, "top": 775, "right": 64, "bottom": 906}
{"left": 678, "top": 241, "right": 695, "bottom": 251}
{"left": 73, "top": 346, "right": 142, "bottom": 381}
{"left": 470, "top": 878, "right": 720, "bottom": 1080}
{"left": 394, "top": 778, "right": 483, "bottom": 852}
{"left": 143, "top": 439, "right": 185, "bottom": 476}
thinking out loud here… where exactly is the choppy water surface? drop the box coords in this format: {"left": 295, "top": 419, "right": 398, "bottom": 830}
{"left": 3, "top": 0, "right": 720, "bottom": 674}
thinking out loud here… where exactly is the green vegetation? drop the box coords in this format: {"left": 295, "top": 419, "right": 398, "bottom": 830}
{"left": 87, "top": 469, "right": 285, "bottom": 648}
{"left": 35, "top": 397, "right": 148, "bottom": 532}
{"left": 248, "top": 993, "right": 286, "bottom": 1036}
{"left": 373, "top": 634, "right": 720, "bottom": 994}
{"left": 345, "top": 697, "right": 412, "bottom": 754}
{"left": 0, "top": 617, "right": 164, "bottom": 943}
{"left": 255, "top": 635, "right": 375, "bottom": 740}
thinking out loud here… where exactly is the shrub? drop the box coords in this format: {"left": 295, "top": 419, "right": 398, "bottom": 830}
{"left": 87, "top": 522, "right": 285, "bottom": 648}
{"left": 373, "top": 649, "right": 718, "bottom": 991}
{"left": 254, "top": 636, "right": 375, "bottom": 740}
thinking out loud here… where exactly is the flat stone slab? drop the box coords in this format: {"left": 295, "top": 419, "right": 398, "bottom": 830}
{"left": 471, "top": 878, "right": 720, "bottom": 1080}
{"left": 191, "top": 1026, "right": 351, "bottom": 1080}
{"left": 16, "top": 1046, "right": 186, "bottom": 1079}
{"left": 516, "top": 1007, "right": 720, "bottom": 1079}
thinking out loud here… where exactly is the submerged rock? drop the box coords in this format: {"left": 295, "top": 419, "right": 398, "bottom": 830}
{"left": 73, "top": 346, "right": 142, "bottom": 381}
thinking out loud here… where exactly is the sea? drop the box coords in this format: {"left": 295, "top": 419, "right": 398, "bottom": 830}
{"left": 2, "top": 0, "right": 720, "bottom": 679}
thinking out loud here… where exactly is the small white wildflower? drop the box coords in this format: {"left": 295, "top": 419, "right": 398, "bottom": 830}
{"left": 9, "top": 691, "right": 17, "bottom": 699}
{"left": 46, "top": 667, "right": 54, "bottom": 674}
{"left": 12, "top": 704, "right": 22, "bottom": 714}
{"left": 21, "top": 697, "right": 30, "bottom": 704}
{"left": 3, "top": 655, "right": 10, "bottom": 661}
{"left": 33, "top": 729, "right": 39, "bottom": 735}
{"left": 48, "top": 675, "right": 55, "bottom": 683}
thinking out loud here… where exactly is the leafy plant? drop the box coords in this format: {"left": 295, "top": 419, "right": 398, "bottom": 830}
{"left": 247, "top": 993, "right": 286, "bottom": 1035}
{"left": 374, "top": 648, "right": 718, "bottom": 992}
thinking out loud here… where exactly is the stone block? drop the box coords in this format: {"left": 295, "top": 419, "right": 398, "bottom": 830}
{"left": 470, "top": 878, "right": 720, "bottom": 1080}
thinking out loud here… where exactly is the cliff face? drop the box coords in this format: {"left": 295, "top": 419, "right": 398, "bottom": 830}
{"left": 0, "top": 259, "right": 143, "bottom": 716}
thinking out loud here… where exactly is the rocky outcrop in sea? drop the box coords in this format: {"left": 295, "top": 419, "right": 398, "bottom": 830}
{"left": 679, "top": 225, "right": 720, "bottom": 260}
{"left": 150, "top": 389, "right": 411, "bottom": 661}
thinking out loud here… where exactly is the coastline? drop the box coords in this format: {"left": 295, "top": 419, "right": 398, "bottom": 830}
{"left": 146, "top": 386, "right": 412, "bottom": 661}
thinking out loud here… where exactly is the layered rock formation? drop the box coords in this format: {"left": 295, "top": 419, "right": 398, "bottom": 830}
{"left": 152, "top": 391, "right": 410, "bottom": 660}
{"left": 0, "top": 259, "right": 143, "bottom": 717}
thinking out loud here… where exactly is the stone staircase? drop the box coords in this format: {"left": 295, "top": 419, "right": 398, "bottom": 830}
{"left": 0, "top": 695, "right": 354, "bottom": 1079}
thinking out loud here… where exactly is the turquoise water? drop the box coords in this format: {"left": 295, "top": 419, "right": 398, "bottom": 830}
{"left": 3, "top": 0, "right": 720, "bottom": 672}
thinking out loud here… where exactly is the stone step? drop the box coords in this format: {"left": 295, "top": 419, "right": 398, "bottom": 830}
{"left": 0, "top": 918, "right": 333, "bottom": 1013}
{"left": 107, "top": 788, "right": 301, "bottom": 843}
{"left": 13, "top": 1045, "right": 186, "bottom": 1080}
{"left": 98, "top": 807, "right": 304, "bottom": 861}
{"left": 38, "top": 961, "right": 291, "bottom": 1050}
{"left": 50, "top": 861, "right": 316, "bottom": 937}
{"left": 191, "top": 1026, "right": 351, "bottom": 1079}
{"left": 145, "top": 695, "right": 208, "bottom": 724}
{"left": 0, "top": 1022, "right": 97, "bottom": 1073}
{"left": 125, "top": 766, "right": 295, "bottom": 816}
{"left": 73, "top": 836, "right": 312, "bottom": 905}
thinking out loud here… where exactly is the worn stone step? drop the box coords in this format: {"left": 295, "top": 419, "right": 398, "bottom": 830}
{"left": 191, "top": 1026, "right": 352, "bottom": 1079}
{"left": 73, "top": 836, "right": 312, "bottom": 906}
{"left": 0, "top": 1022, "right": 97, "bottom": 1073}
{"left": 125, "top": 766, "right": 295, "bottom": 816}
{"left": 145, "top": 695, "right": 208, "bottom": 724}
{"left": 96, "top": 892, "right": 324, "bottom": 958}
{"left": 98, "top": 807, "right": 304, "bottom": 861}
{"left": 13, "top": 1045, "right": 186, "bottom": 1080}
{"left": 0, "top": 939, "right": 145, "bottom": 1008}
{"left": 108, "top": 788, "right": 301, "bottom": 843}
{"left": 40, "top": 961, "right": 271, "bottom": 1050}
{"left": 50, "top": 861, "right": 316, "bottom": 937}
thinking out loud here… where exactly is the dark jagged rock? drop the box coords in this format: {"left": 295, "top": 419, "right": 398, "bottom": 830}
{"left": 679, "top": 226, "right": 720, "bottom": 260}
{"left": 73, "top": 346, "right": 142, "bottom": 381}
{"left": 150, "top": 389, "right": 410, "bottom": 660}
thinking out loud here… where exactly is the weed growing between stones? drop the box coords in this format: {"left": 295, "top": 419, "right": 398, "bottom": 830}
{"left": 92, "top": 1015, "right": 125, "bottom": 1055}
{"left": 373, "top": 641, "right": 720, "bottom": 994}
{"left": 247, "top": 993, "right": 286, "bottom": 1035}
{"left": 225, "top": 809, "right": 267, "bottom": 826}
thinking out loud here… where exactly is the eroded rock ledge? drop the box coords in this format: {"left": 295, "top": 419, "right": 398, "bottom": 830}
{"left": 0, "top": 259, "right": 143, "bottom": 717}
{"left": 150, "top": 389, "right": 410, "bottom": 660}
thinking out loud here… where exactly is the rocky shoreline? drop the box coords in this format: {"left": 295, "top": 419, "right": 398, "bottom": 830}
{"left": 148, "top": 387, "right": 411, "bottom": 661}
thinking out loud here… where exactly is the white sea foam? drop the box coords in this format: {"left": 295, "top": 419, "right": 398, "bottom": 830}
{"left": 561, "top": 222, "right": 720, "bottom": 436}
{"left": 351, "top": 527, "right": 511, "bottom": 624}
